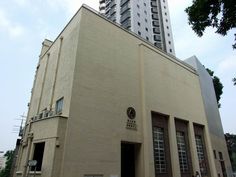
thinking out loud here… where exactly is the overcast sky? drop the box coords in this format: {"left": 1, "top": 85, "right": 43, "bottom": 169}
{"left": 0, "top": 0, "right": 235, "bottom": 153}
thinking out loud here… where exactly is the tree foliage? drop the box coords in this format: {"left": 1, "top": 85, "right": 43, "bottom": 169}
{"left": 0, "top": 151, "right": 14, "bottom": 177}
{"left": 206, "top": 68, "right": 223, "bottom": 108}
{"left": 233, "top": 78, "right": 236, "bottom": 86}
{"left": 225, "top": 133, "right": 236, "bottom": 171}
{"left": 185, "top": 0, "right": 236, "bottom": 49}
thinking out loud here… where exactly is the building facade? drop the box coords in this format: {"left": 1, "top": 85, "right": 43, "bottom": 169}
{"left": 14, "top": 5, "right": 232, "bottom": 177}
{"left": 99, "top": 0, "right": 175, "bottom": 55}
{"left": 185, "top": 57, "right": 233, "bottom": 177}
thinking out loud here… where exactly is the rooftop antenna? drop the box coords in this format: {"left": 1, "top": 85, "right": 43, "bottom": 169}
{"left": 13, "top": 113, "right": 26, "bottom": 136}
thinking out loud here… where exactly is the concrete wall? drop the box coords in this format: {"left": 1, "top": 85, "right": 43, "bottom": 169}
{"left": 14, "top": 6, "right": 83, "bottom": 177}
{"left": 15, "top": 6, "right": 226, "bottom": 177}
{"left": 185, "top": 56, "right": 233, "bottom": 176}
{"left": 60, "top": 7, "right": 217, "bottom": 177}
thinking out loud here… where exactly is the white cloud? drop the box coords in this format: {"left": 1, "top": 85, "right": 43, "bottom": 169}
{"left": 43, "top": 0, "right": 99, "bottom": 16}
{"left": 218, "top": 54, "right": 236, "bottom": 74}
{"left": 14, "top": 0, "right": 28, "bottom": 7}
{"left": 0, "top": 9, "right": 25, "bottom": 38}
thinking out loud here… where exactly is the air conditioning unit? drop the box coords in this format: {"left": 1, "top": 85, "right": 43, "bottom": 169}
{"left": 34, "top": 115, "right": 39, "bottom": 121}
{"left": 48, "top": 110, "right": 55, "bottom": 117}
{"left": 44, "top": 110, "right": 50, "bottom": 118}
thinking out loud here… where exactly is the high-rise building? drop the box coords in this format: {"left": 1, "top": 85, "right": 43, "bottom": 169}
{"left": 99, "top": 0, "right": 175, "bottom": 55}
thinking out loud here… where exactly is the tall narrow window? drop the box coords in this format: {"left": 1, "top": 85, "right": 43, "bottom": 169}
{"left": 153, "top": 127, "right": 166, "bottom": 173}
{"left": 213, "top": 150, "right": 217, "bottom": 159}
{"left": 195, "top": 135, "right": 207, "bottom": 176}
{"left": 31, "top": 142, "right": 45, "bottom": 171}
{"left": 152, "top": 112, "right": 172, "bottom": 177}
{"left": 194, "top": 124, "right": 210, "bottom": 177}
{"left": 56, "top": 97, "right": 64, "bottom": 114}
{"left": 175, "top": 119, "right": 193, "bottom": 176}
{"left": 176, "top": 131, "right": 189, "bottom": 173}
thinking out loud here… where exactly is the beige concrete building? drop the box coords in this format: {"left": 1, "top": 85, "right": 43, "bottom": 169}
{"left": 14, "top": 5, "right": 232, "bottom": 177}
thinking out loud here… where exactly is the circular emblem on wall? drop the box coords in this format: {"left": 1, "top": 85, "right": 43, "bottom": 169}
{"left": 127, "top": 107, "right": 136, "bottom": 119}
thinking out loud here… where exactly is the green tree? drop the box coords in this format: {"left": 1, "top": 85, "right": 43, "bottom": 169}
{"left": 233, "top": 78, "right": 236, "bottom": 86}
{"left": 0, "top": 150, "right": 14, "bottom": 177}
{"left": 225, "top": 133, "right": 236, "bottom": 171}
{"left": 206, "top": 68, "right": 223, "bottom": 108}
{"left": 185, "top": 0, "right": 236, "bottom": 49}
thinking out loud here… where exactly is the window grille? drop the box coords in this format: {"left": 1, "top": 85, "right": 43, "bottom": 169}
{"left": 176, "top": 131, "right": 188, "bottom": 173}
{"left": 153, "top": 127, "right": 167, "bottom": 173}
{"left": 195, "top": 135, "right": 207, "bottom": 176}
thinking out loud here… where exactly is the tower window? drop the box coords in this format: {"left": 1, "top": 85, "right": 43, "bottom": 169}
{"left": 213, "top": 150, "right": 217, "bottom": 159}
{"left": 137, "top": 13, "right": 140, "bottom": 17}
{"left": 145, "top": 27, "right": 148, "bottom": 31}
{"left": 138, "top": 31, "right": 141, "bottom": 35}
{"left": 138, "top": 22, "right": 140, "bottom": 26}
{"left": 56, "top": 97, "right": 64, "bottom": 114}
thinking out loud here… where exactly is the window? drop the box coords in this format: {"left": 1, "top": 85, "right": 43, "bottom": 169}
{"left": 152, "top": 112, "right": 172, "bottom": 176}
{"left": 144, "top": 10, "right": 147, "bottom": 14}
{"left": 137, "top": 4, "right": 139, "bottom": 8}
{"left": 169, "top": 49, "right": 172, "bottom": 53}
{"left": 56, "top": 97, "right": 64, "bottom": 114}
{"left": 31, "top": 142, "right": 45, "bottom": 171}
{"left": 145, "top": 27, "right": 148, "bottom": 31}
{"left": 153, "top": 127, "right": 167, "bottom": 173}
{"left": 144, "top": 3, "right": 146, "bottom": 6}
{"left": 166, "top": 26, "right": 169, "bottom": 29}
{"left": 138, "top": 31, "right": 141, "bottom": 35}
{"left": 213, "top": 150, "right": 217, "bottom": 159}
{"left": 194, "top": 124, "right": 209, "bottom": 177}
{"left": 145, "top": 18, "right": 147, "bottom": 22}
{"left": 195, "top": 135, "right": 207, "bottom": 176}
{"left": 176, "top": 131, "right": 189, "bottom": 173}
{"left": 168, "top": 41, "right": 171, "bottom": 44}
{"left": 219, "top": 152, "right": 223, "bottom": 160}
{"left": 138, "top": 22, "right": 140, "bottom": 26}
{"left": 167, "top": 33, "right": 170, "bottom": 36}
{"left": 137, "top": 13, "right": 140, "bottom": 17}
{"left": 146, "top": 36, "right": 149, "bottom": 41}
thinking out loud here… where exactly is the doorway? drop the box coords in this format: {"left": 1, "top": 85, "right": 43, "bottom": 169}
{"left": 121, "top": 143, "right": 135, "bottom": 177}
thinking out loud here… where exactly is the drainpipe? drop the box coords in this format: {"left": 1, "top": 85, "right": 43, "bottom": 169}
{"left": 22, "top": 122, "right": 33, "bottom": 177}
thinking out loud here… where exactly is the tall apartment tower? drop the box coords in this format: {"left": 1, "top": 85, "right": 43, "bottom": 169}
{"left": 99, "top": 0, "right": 175, "bottom": 55}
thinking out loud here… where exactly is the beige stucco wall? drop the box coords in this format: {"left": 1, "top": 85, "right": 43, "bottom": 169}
{"left": 60, "top": 7, "right": 217, "bottom": 177}
{"left": 16, "top": 6, "right": 227, "bottom": 177}
{"left": 211, "top": 134, "right": 232, "bottom": 176}
{"left": 14, "top": 7, "right": 83, "bottom": 177}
